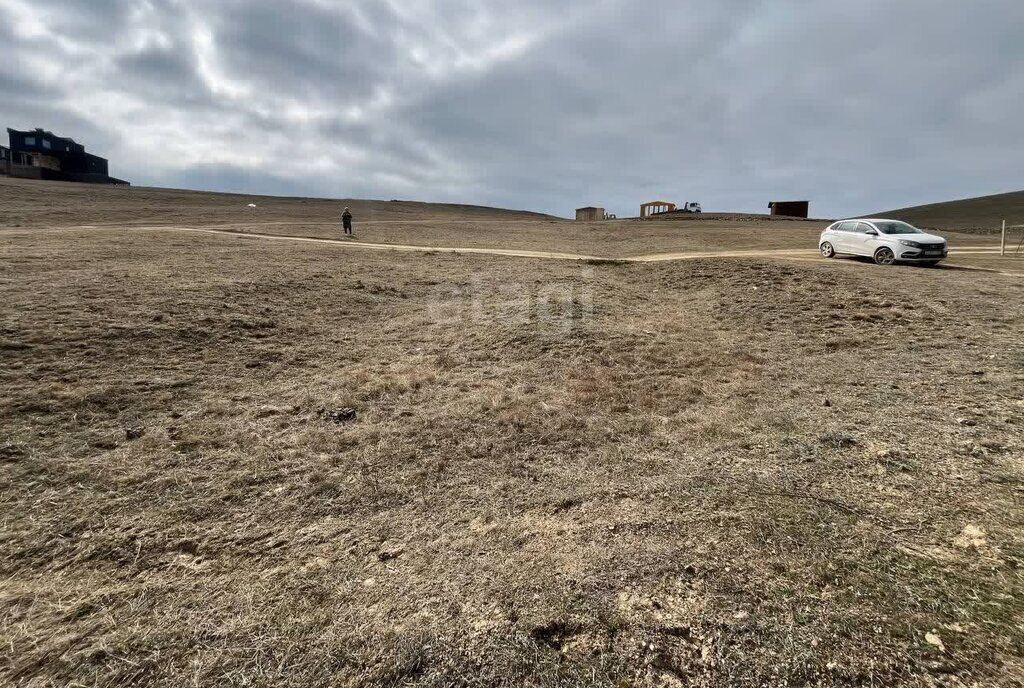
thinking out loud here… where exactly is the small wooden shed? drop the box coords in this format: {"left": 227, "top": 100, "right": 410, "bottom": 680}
{"left": 576, "top": 207, "right": 605, "bottom": 221}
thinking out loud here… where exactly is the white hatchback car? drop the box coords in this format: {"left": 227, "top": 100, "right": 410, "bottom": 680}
{"left": 819, "top": 218, "right": 948, "bottom": 266}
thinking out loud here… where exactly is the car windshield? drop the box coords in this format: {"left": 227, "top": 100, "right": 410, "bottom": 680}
{"left": 873, "top": 221, "right": 920, "bottom": 235}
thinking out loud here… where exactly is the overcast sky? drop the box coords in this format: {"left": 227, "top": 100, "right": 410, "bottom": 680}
{"left": 3, "top": 0, "right": 1022, "bottom": 218}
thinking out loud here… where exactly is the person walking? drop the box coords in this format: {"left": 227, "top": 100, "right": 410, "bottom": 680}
{"left": 342, "top": 207, "right": 353, "bottom": 237}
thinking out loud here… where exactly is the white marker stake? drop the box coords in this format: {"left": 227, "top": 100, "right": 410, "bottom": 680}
{"left": 1002, "top": 220, "right": 1006, "bottom": 257}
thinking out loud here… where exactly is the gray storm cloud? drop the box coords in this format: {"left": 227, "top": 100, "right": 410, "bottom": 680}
{"left": 2, "top": 0, "right": 1022, "bottom": 217}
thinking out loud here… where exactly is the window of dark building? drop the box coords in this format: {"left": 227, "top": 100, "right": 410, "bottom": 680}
{"left": 25, "top": 137, "right": 35, "bottom": 146}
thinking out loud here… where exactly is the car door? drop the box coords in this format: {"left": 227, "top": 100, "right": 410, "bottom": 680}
{"left": 849, "top": 222, "right": 880, "bottom": 256}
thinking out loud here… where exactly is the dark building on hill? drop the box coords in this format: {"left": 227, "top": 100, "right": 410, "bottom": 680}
{"left": 2, "top": 128, "right": 129, "bottom": 184}
{"left": 0, "top": 144, "right": 31, "bottom": 175}
{"left": 768, "top": 200, "right": 810, "bottom": 218}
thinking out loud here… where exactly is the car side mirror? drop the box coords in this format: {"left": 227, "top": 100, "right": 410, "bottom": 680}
{"left": 865, "top": 229, "right": 878, "bottom": 236}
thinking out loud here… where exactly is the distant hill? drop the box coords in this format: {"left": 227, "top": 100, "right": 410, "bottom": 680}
{"left": 870, "top": 190, "right": 1024, "bottom": 232}
{"left": 0, "top": 177, "right": 560, "bottom": 227}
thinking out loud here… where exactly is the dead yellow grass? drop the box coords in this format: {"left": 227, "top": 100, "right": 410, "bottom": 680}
{"left": 2, "top": 225, "right": 1023, "bottom": 686}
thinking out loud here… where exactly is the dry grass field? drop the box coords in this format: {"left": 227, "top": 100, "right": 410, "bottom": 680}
{"left": 877, "top": 190, "right": 1024, "bottom": 233}
{"left": 2, "top": 181, "right": 1024, "bottom": 686}
{"left": 0, "top": 177, "right": 555, "bottom": 229}
{"left": 1, "top": 178, "right": 1008, "bottom": 261}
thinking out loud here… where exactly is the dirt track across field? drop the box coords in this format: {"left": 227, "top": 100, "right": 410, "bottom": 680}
{"left": 43, "top": 224, "right": 1021, "bottom": 276}
{"left": 99, "top": 225, "right": 605, "bottom": 261}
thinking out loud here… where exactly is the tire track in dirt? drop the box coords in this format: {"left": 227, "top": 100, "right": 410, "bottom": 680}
{"left": 110, "top": 227, "right": 837, "bottom": 263}
{"left": 89, "top": 225, "right": 605, "bottom": 261}
{"left": 5, "top": 224, "right": 1020, "bottom": 276}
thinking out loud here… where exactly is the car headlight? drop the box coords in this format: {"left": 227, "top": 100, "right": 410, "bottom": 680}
{"left": 899, "top": 240, "right": 921, "bottom": 248}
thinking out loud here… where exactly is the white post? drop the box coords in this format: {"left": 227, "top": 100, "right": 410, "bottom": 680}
{"left": 1002, "top": 220, "right": 1007, "bottom": 257}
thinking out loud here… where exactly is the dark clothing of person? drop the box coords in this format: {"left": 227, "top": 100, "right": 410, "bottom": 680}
{"left": 342, "top": 211, "right": 353, "bottom": 235}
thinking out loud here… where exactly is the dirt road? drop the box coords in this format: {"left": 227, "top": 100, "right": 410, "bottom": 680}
{"left": 118, "top": 225, "right": 604, "bottom": 261}
{"left": 49, "top": 224, "right": 1018, "bottom": 275}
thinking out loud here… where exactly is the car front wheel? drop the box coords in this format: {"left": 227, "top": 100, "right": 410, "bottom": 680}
{"left": 820, "top": 242, "right": 836, "bottom": 258}
{"left": 873, "top": 247, "right": 896, "bottom": 265}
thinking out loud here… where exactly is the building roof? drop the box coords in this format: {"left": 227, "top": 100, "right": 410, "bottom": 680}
{"left": 10, "top": 127, "right": 76, "bottom": 142}
{"left": 8, "top": 127, "right": 88, "bottom": 152}
{"left": 8, "top": 127, "right": 93, "bottom": 160}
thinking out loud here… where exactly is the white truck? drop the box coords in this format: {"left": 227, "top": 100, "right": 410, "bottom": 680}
{"left": 680, "top": 201, "right": 702, "bottom": 213}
